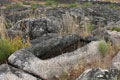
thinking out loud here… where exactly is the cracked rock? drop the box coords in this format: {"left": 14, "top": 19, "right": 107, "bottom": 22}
{"left": 8, "top": 41, "right": 101, "bottom": 80}
{"left": 76, "top": 68, "right": 119, "bottom": 80}
{"left": 0, "top": 64, "right": 38, "bottom": 80}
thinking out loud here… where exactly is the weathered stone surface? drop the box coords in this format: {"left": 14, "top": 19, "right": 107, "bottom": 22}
{"left": 8, "top": 41, "right": 101, "bottom": 80}
{"left": 46, "top": 6, "right": 120, "bottom": 27}
{"left": 27, "top": 34, "right": 86, "bottom": 59}
{"left": 26, "top": 34, "right": 99, "bottom": 59}
{"left": 92, "top": 29, "right": 120, "bottom": 45}
{"left": 76, "top": 68, "right": 119, "bottom": 80}
{"left": 105, "top": 30, "right": 120, "bottom": 45}
{"left": 106, "top": 20, "right": 120, "bottom": 30}
{"left": 113, "top": 62, "right": 120, "bottom": 71}
{"left": 35, "top": 0, "right": 120, "bottom": 4}
{"left": 30, "top": 33, "right": 58, "bottom": 45}
{"left": 12, "top": 17, "right": 59, "bottom": 40}
{"left": 0, "top": 30, "right": 23, "bottom": 39}
{"left": 86, "top": 6, "right": 120, "bottom": 22}
{"left": 112, "top": 52, "right": 120, "bottom": 70}
{"left": 6, "top": 6, "right": 120, "bottom": 30}
{"left": 0, "top": 64, "right": 38, "bottom": 80}
{"left": 112, "top": 52, "right": 120, "bottom": 63}
{"left": 2, "top": 3, "right": 120, "bottom": 80}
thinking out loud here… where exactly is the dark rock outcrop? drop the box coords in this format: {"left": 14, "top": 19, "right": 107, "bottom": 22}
{"left": 2, "top": 2, "right": 120, "bottom": 80}
{"left": 26, "top": 34, "right": 100, "bottom": 59}
{"left": 9, "top": 41, "right": 101, "bottom": 80}
{"left": 12, "top": 17, "right": 59, "bottom": 40}
{"left": 112, "top": 52, "right": 120, "bottom": 71}
{"left": 6, "top": 6, "right": 120, "bottom": 28}
{"left": 92, "top": 29, "right": 120, "bottom": 45}
{"left": 27, "top": 34, "right": 85, "bottom": 59}
{"left": 0, "top": 64, "right": 38, "bottom": 80}
{"left": 76, "top": 68, "right": 119, "bottom": 80}
{"left": 30, "top": 33, "right": 58, "bottom": 44}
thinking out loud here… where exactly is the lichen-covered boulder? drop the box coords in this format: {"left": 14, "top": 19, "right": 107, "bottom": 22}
{"left": 0, "top": 64, "right": 38, "bottom": 80}
{"left": 30, "top": 33, "right": 58, "bottom": 45}
{"left": 26, "top": 34, "right": 86, "bottom": 58}
{"left": 8, "top": 41, "right": 101, "bottom": 80}
{"left": 106, "top": 20, "right": 120, "bottom": 30}
{"left": 112, "top": 52, "right": 120, "bottom": 70}
{"left": 92, "top": 29, "right": 120, "bottom": 45}
{"left": 76, "top": 68, "right": 119, "bottom": 80}
{"left": 112, "top": 52, "right": 120, "bottom": 63}
{"left": 12, "top": 17, "right": 59, "bottom": 40}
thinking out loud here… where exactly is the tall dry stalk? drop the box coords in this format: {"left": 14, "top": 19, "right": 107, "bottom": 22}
{"left": 0, "top": 17, "right": 6, "bottom": 39}
{"left": 0, "top": 9, "right": 7, "bottom": 39}
{"left": 59, "top": 12, "right": 92, "bottom": 37}
{"left": 59, "top": 12, "right": 78, "bottom": 36}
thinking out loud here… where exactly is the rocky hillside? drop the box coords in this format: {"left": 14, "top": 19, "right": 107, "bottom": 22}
{"left": 0, "top": 0, "right": 120, "bottom": 80}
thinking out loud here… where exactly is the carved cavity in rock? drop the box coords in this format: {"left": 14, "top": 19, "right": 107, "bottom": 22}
{"left": 26, "top": 34, "right": 98, "bottom": 60}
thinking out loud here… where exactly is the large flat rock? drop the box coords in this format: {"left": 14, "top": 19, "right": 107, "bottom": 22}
{"left": 0, "top": 64, "right": 38, "bottom": 80}
{"left": 8, "top": 41, "right": 101, "bottom": 80}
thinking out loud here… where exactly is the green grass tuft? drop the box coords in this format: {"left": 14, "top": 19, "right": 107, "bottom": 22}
{"left": 110, "top": 27, "right": 120, "bottom": 32}
{"left": 6, "top": 4, "right": 23, "bottom": 9}
{"left": 98, "top": 40, "right": 108, "bottom": 56}
{"left": 82, "top": 2, "right": 92, "bottom": 7}
{"left": 0, "top": 36, "right": 31, "bottom": 64}
{"left": 68, "top": 3, "right": 78, "bottom": 8}
{"left": 0, "top": 39, "right": 11, "bottom": 63}
{"left": 45, "top": 0, "right": 53, "bottom": 6}
{"left": 45, "top": 0, "right": 58, "bottom": 8}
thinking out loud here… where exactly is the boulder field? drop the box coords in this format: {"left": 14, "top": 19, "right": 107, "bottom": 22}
{"left": 0, "top": 4, "right": 120, "bottom": 80}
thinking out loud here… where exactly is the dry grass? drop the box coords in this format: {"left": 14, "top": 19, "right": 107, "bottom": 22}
{"left": 57, "top": 41, "right": 120, "bottom": 80}
{"left": 59, "top": 13, "right": 77, "bottom": 36}
{"left": 59, "top": 13, "right": 92, "bottom": 37}
{"left": 0, "top": 14, "right": 31, "bottom": 64}
{"left": 1, "top": 0, "right": 120, "bottom": 79}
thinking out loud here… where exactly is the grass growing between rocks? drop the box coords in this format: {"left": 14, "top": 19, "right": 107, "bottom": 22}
{"left": 0, "top": 37, "right": 30, "bottom": 63}
{"left": 57, "top": 41, "right": 120, "bottom": 80}
{"left": 6, "top": 4, "right": 23, "bottom": 9}
{"left": 31, "top": 3, "right": 41, "bottom": 10}
{"left": 0, "top": 17, "right": 31, "bottom": 64}
{"left": 68, "top": 3, "right": 79, "bottom": 8}
{"left": 110, "top": 27, "right": 120, "bottom": 32}
{"left": 45, "top": 0, "right": 59, "bottom": 8}
{"left": 22, "top": 0, "right": 30, "bottom": 5}
{"left": 108, "top": 4, "right": 120, "bottom": 10}
{"left": 59, "top": 13, "right": 93, "bottom": 37}
{"left": 98, "top": 40, "right": 108, "bottom": 56}
{"left": 82, "top": 2, "right": 92, "bottom": 7}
